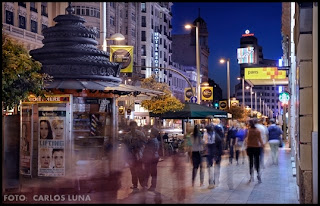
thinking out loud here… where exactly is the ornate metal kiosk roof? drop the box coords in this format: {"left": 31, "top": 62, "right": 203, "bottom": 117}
{"left": 30, "top": 3, "right": 121, "bottom": 84}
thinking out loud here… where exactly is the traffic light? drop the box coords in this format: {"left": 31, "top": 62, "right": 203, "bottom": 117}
{"left": 214, "top": 102, "right": 219, "bottom": 108}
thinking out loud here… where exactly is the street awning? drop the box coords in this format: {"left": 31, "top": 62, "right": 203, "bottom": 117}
{"left": 44, "top": 80, "right": 165, "bottom": 96}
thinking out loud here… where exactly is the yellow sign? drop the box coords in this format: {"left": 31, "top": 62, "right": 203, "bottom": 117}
{"left": 201, "top": 87, "right": 213, "bottom": 100}
{"left": 184, "top": 88, "right": 195, "bottom": 101}
{"left": 231, "top": 99, "right": 239, "bottom": 107}
{"left": 110, "top": 45, "right": 133, "bottom": 73}
{"left": 219, "top": 100, "right": 227, "bottom": 110}
{"left": 244, "top": 67, "right": 286, "bottom": 80}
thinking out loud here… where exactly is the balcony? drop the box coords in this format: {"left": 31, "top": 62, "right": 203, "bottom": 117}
{"left": 2, "top": 23, "right": 44, "bottom": 46}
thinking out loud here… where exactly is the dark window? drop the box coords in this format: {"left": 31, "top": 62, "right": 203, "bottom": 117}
{"left": 30, "top": 2, "right": 37, "bottom": 12}
{"left": 19, "top": 15, "right": 26, "bottom": 29}
{"left": 41, "top": 3, "right": 48, "bottom": 17}
{"left": 141, "top": 31, "right": 146, "bottom": 41}
{"left": 31, "top": 20, "right": 37, "bottom": 33}
{"left": 141, "top": 45, "right": 146, "bottom": 56}
{"left": 141, "top": 59, "right": 146, "bottom": 66}
{"left": 141, "top": 16, "right": 146, "bottom": 27}
{"left": 41, "top": 24, "right": 47, "bottom": 34}
{"left": 6, "top": 10, "right": 14, "bottom": 25}
{"left": 18, "top": 2, "right": 26, "bottom": 7}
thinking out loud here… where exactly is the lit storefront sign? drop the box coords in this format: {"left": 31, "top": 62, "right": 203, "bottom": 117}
{"left": 244, "top": 67, "right": 287, "bottom": 80}
{"left": 184, "top": 87, "right": 195, "bottom": 101}
{"left": 237, "top": 47, "right": 255, "bottom": 64}
{"left": 201, "top": 87, "right": 213, "bottom": 100}
{"left": 154, "top": 32, "right": 159, "bottom": 74}
{"left": 231, "top": 99, "right": 239, "bottom": 107}
{"left": 219, "top": 100, "right": 227, "bottom": 110}
{"left": 279, "top": 92, "right": 290, "bottom": 104}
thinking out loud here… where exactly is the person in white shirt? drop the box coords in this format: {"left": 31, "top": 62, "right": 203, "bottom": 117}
{"left": 254, "top": 118, "right": 269, "bottom": 169}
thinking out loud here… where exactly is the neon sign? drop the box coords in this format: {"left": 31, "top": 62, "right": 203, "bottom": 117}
{"left": 154, "top": 32, "right": 159, "bottom": 74}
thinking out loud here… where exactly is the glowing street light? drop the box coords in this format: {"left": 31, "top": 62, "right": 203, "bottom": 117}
{"left": 220, "top": 58, "right": 230, "bottom": 108}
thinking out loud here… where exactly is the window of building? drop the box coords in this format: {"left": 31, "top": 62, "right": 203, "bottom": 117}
{"left": 141, "top": 45, "right": 146, "bottom": 56}
{"left": 272, "top": 93, "right": 274, "bottom": 96}
{"left": 141, "top": 31, "right": 146, "bottom": 41}
{"left": 151, "top": 46, "right": 153, "bottom": 57}
{"left": 125, "top": 27, "right": 128, "bottom": 35}
{"left": 151, "top": 19, "right": 153, "bottom": 29}
{"left": 141, "top": 16, "right": 146, "bottom": 27}
{"left": 131, "top": 12, "right": 135, "bottom": 21}
{"left": 18, "top": 2, "right": 26, "bottom": 7}
{"left": 86, "top": 7, "right": 89, "bottom": 16}
{"left": 30, "top": 2, "right": 37, "bottom": 12}
{"left": 160, "top": 38, "right": 162, "bottom": 45}
{"left": 110, "top": 16, "right": 115, "bottom": 26}
{"left": 160, "top": 51, "right": 162, "bottom": 58}
{"left": 141, "top": 2, "right": 146, "bottom": 12}
{"left": 151, "top": 6, "right": 153, "bottom": 15}
{"left": 31, "top": 20, "right": 37, "bottom": 33}
{"left": 141, "top": 58, "right": 146, "bottom": 66}
{"left": 41, "top": 24, "right": 47, "bottom": 34}
{"left": 272, "top": 99, "right": 274, "bottom": 103}
{"left": 131, "top": 28, "right": 136, "bottom": 37}
{"left": 41, "top": 2, "right": 48, "bottom": 17}
{"left": 6, "top": 10, "right": 14, "bottom": 25}
{"left": 19, "top": 15, "right": 26, "bottom": 29}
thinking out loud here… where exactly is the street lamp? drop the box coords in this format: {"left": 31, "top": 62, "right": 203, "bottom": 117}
{"left": 254, "top": 91, "right": 257, "bottom": 114}
{"left": 103, "top": 33, "right": 125, "bottom": 52}
{"left": 246, "top": 85, "right": 253, "bottom": 117}
{"left": 220, "top": 58, "right": 230, "bottom": 108}
{"left": 185, "top": 22, "right": 201, "bottom": 104}
{"left": 237, "top": 77, "right": 245, "bottom": 108}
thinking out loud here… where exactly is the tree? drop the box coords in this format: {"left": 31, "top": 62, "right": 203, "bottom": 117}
{"left": 2, "top": 34, "right": 52, "bottom": 110}
{"left": 140, "top": 74, "right": 184, "bottom": 114}
{"left": 225, "top": 105, "right": 250, "bottom": 121}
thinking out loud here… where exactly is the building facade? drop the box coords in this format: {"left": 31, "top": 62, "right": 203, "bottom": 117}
{"left": 284, "top": 2, "right": 318, "bottom": 204}
{"left": 235, "top": 31, "right": 282, "bottom": 118}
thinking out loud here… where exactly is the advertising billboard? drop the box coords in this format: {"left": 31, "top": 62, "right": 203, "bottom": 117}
{"left": 244, "top": 67, "right": 286, "bottom": 80}
{"left": 219, "top": 100, "right": 227, "bottom": 110}
{"left": 237, "top": 47, "right": 255, "bottom": 64}
{"left": 110, "top": 45, "right": 134, "bottom": 73}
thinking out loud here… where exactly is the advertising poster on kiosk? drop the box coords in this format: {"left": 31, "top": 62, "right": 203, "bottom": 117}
{"left": 38, "top": 110, "right": 66, "bottom": 177}
{"left": 20, "top": 105, "right": 33, "bottom": 175}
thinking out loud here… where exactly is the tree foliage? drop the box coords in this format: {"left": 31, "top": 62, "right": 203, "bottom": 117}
{"left": 140, "top": 74, "right": 184, "bottom": 114}
{"left": 225, "top": 105, "right": 250, "bottom": 121}
{"left": 2, "top": 34, "right": 52, "bottom": 109}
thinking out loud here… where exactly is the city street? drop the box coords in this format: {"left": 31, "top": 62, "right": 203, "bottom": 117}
{"left": 84, "top": 142, "right": 299, "bottom": 204}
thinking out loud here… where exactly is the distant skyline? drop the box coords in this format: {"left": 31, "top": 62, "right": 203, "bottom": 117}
{"left": 171, "top": 2, "right": 283, "bottom": 99}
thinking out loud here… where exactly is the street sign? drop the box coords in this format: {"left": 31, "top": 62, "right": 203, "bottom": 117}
{"left": 190, "top": 96, "right": 197, "bottom": 103}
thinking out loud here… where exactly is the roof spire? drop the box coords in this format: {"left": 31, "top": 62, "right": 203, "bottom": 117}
{"left": 66, "top": 2, "right": 74, "bottom": 15}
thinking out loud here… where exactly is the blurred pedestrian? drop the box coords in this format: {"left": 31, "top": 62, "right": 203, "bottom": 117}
{"left": 190, "top": 124, "right": 204, "bottom": 187}
{"left": 123, "top": 120, "right": 147, "bottom": 193}
{"left": 203, "top": 123, "right": 223, "bottom": 189}
{"left": 235, "top": 122, "right": 247, "bottom": 165}
{"left": 254, "top": 118, "right": 269, "bottom": 169}
{"left": 142, "top": 127, "right": 160, "bottom": 192}
{"left": 227, "top": 120, "right": 238, "bottom": 165}
{"left": 268, "top": 118, "right": 283, "bottom": 165}
{"left": 245, "top": 119, "right": 264, "bottom": 183}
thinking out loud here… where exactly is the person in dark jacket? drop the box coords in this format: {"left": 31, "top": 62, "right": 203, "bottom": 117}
{"left": 142, "top": 127, "right": 160, "bottom": 192}
{"left": 227, "top": 120, "right": 238, "bottom": 164}
{"left": 204, "top": 123, "right": 223, "bottom": 188}
{"left": 268, "top": 118, "right": 283, "bottom": 165}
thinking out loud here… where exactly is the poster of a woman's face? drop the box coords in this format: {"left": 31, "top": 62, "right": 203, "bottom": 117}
{"left": 39, "top": 148, "right": 51, "bottom": 168}
{"left": 40, "top": 120, "right": 53, "bottom": 139}
{"left": 52, "top": 119, "right": 64, "bottom": 140}
{"left": 52, "top": 149, "right": 64, "bottom": 168}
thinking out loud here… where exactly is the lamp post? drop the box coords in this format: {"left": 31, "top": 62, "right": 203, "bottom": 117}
{"left": 237, "top": 77, "right": 245, "bottom": 108}
{"left": 103, "top": 33, "right": 125, "bottom": 52}
{"left": 185, "top": 22, "right": 201, "bottom": 104}
{"left": 246, "top": 86, "right": 253, "bottom": 117}
{"left": 220, "top": 58, "right": 230, "bottom": 108}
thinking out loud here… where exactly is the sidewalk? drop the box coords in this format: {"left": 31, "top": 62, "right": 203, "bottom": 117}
{"left": 88, "top": 144, "right": 299, "bottom": 204}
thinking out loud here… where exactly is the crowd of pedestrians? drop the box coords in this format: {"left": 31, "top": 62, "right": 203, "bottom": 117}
{"left": 118, "top": 117, "right": 283, "bottom": 195}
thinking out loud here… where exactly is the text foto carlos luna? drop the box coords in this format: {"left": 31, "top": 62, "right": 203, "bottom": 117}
{"left": 3, "top": 194, "right": 91, "bottom": 202}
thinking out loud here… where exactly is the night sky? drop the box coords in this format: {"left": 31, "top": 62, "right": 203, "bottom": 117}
{"left": 171, "top": 2, "right": 283, "bottom": 99}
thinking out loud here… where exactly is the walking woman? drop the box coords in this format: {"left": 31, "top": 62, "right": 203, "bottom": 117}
{"left": 245, "top": 119, "right": 264, "bottom": 183}
{"left": 190, "top": 124, "right": 204, "bottom": 187}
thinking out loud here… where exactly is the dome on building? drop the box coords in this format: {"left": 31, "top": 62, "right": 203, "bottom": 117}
{"left": 30, "top": 3, "right": 121, "bottom": 83}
